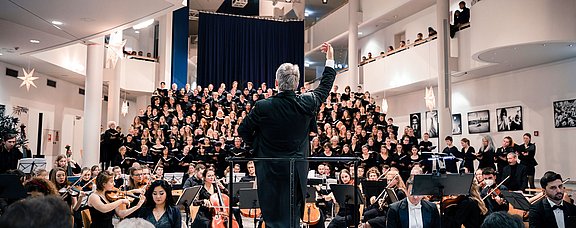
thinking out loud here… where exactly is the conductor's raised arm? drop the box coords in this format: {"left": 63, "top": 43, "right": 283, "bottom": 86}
{"left": 311, "top": 42, "right": 337, "bottom": 107}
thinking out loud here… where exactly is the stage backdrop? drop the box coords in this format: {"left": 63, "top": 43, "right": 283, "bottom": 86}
{"left": 197, "top": 13, "right": 304, "bottom": 89}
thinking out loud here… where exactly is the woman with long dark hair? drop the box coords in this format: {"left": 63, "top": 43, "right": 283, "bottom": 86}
{"left": 139, "top": 180, "right": 181, "bottom": 228}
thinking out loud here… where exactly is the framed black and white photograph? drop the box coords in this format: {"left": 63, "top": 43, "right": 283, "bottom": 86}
{"left": 410, "top": 113, "right": 421, "bottom": 138}
{"left": 467, "top": 110, "right": 490, "bottom": 134}
{"left": 425, "top": 110, "right": 439, "bottom": 138}
{"left": 0, "top": 104, "right": 5, "bottom": 116}
{"left": 452, "top": 114, "right": 462, "bottom": 135}
{"left": 554, "top": 99, "right": 576, "bottom": 128}
{"left": 496, "top": 106, "right": 523, "bottom": 131}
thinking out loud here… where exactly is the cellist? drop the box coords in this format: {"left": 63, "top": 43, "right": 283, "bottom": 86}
{"left": 191, "top": 168, "right": 239, "bottom": 228}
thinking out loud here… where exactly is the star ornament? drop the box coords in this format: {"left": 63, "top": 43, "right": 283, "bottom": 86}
{"left": 18, "top": 68, "right": 39, "bottom": 91}
{"left": 106, "top": 32, "right": 126, "bottom": 68}
{"left": 425, "top": 86, "right": 436, "bottom": 111}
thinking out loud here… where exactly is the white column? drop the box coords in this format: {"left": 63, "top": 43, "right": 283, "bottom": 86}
{"left": 107, "top": 59, "right": 121, "bottom": 124}
{"left": 437, "top": 0, "right": 452, "bottom": 141}
{"left": 348, "top": 0, "right": 360, "bottom": 87}
{"left": 157, "top": 13, "right": 173, "bottom": 87}
{"left": 83, "top": 38, "right": 105, "bottom": 167}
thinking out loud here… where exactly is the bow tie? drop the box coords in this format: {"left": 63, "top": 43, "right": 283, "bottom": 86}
{"left": 552, "top": 205, "right": 564, "bottom": 211}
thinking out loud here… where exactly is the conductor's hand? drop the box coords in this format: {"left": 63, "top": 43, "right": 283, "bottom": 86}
{"left": 321, "top": 42, "right": 334, "bottom": 60}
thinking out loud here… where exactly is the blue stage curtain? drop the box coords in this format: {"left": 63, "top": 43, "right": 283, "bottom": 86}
{"left": 171, "top": 6, "right": 189, "bottom": 89}
{"left": 197, "top": 13, "right": 304, "bottom": 89}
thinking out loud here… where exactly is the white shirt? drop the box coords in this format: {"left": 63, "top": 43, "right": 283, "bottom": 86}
{"left": 547, "top": 198, "right": 565, "bottom": 228}
{"left": 326, "top": 59, "right": 335, "bottom": 68}
{"left": 408, "top": 200, "right": 423, "bottom": 228}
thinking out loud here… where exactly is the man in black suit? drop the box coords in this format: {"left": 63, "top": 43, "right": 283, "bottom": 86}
{"left": 238, "top": 42, "right": 336, "bottom": 227}
{"left": 501, "top": 152, "right": 528, "bottom": 191}
{"left": 386, "top": 178, "right": 441, "bottom": 228}
{"left": 530, "top": 171, "right": 576, "bottom": 228}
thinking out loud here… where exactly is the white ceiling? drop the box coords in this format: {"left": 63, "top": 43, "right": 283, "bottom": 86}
{"left": 0, "top": 0, "right": 183, "bottom": 86}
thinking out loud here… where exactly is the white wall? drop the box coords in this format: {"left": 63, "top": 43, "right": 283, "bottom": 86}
{"left": 309, "top": 4, "right": 349, "bottom": 48}
{"left": 470, "top": 0, "right": 576, "bottom": 58}
{"left": 385, "top": 58, "right": 576, "bottom": 178}
{"left": 358, "top": 5, "right": 437, "bottom": 57}
{"left": 0, "top": 61, "right": 84, "bottom": 162}
{"left": 0, "top": 61, "right": 139, "bottom": 166}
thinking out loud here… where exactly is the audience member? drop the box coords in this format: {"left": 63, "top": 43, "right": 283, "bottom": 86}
{"left": 0, "top": 196, "right": 73, "bottom": 228}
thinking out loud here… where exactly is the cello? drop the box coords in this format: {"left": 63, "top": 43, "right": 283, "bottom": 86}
{"left": 210, "top": 179, "right": 239, "bottom": 228}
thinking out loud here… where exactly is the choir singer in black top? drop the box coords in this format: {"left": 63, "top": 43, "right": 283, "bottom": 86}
{"left": 238, "top": 42, "right": 336, "bottom": 227}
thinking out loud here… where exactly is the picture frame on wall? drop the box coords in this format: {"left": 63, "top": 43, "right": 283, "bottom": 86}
{"left": 0, "top": 104, "right": 5, "bottom": 116}
{"left": 452, "top": 114, "right": 462, "bottom": 135}
{"left": 553, "top": 98, "right": 576, "bottom": 128}
{"left": 496, "top": 106, "right": 523, "bottom": 132}
{"left": 425, "top": 110, "right": 439, "bottom": 138}
{"left": 467, "top": 110, "right": 490, "bottom": 134}
{"left": 410, "top": 113, "right": 422, "bottom": 138}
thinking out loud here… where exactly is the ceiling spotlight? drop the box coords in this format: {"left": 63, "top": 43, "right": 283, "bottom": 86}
{"left": 0, "top": 53, "right": 3, "bottom": 56}
{"left": 30, "top": 39, "right": 40, "bottom": 44}
{"left": 51, "top": 20, "right": 63, "bottom": 25}
{"left": 569, "top": 44, "right": 574, "bottom": 47}
{"left": 322, "top": 0, "right": 328, "bottom": 4}
{"left": 358, "top": 32, "right": 363, "bottom": 35}
{"left": 286, "top": 0, "right": 291, "bottom": 2}
{"left": 135, "top": 31, "right": 140, "bottom": 34}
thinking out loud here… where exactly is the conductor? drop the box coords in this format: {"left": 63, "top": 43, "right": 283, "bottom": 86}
{"left": 238, "top": 42, "right": 336, "bottom": 227}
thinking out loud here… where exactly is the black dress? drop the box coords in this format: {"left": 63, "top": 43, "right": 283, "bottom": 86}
{"left": 88, "top": 195, "right": 115, "bottom": 228}
{"left": 461, "top": 146, "right": 476, "bottom": 172}
{"left": 476, "top": 147, "right": 496, "bottom": 170}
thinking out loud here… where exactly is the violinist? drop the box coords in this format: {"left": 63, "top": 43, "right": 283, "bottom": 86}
{"left": 479, "top": 167, "right": 509, "bottom": 213}
{"left": 112, "top": 166, "right": 124, "bottom": 188}
{"left": 77, "top": 167, "right": 95, "bottom": 191}
{"left": 327, "top": 169, "right": 360, "bottom": 228}
{"left": 50, "top": 167, "right": 78, "bottom": 209}
{"left": 529, "top": 171, "right": 576, "bottom": 228}
{"left": 362, "top": 168, "right": 407, "bottom": 228}
{"left": 24, "top": 177, "right": 58, "bottom": 197}
{"left": 139, "top": 180, "right": 182, "bottom": 228}
{"left": 442, "top": 180, "right": 488, "bottom": 228}
{"left": 191, "top": 168, "right": 229, "bottom": 228}
{"left": 91, "top": 165, "right": 101, "bottom": 178}
{"left": 87, "top": 170, "right": 146, "bottom": 228}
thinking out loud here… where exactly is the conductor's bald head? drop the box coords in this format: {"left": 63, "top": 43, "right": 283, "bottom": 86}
{"left": 275, "top": 63, "right": 300, "bottom": 92}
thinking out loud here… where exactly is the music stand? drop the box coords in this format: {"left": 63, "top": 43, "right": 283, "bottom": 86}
{"left": 361, "top": 181, "right": 387, "bottom": 206}
{"left": 177, "top": 186, "right": 202, "bottom": 227}
{"left": 239, "top": 189, "right": 261, "bottom": 228}
{"left": 0, "top": 175, "right": 27, "bottom": 200}
{"left": 412, "top": 174, "right": 474, "bottom": 216}
{"left": 232, "top": 173, "right": 245, "bottom": 182}
{"left": 17, "top": 158, "right": 46, "bottom": 174}
{"left": 231, "top": 182, "right": 254, "bottom": 199}
{"left": 330, "top": 184, "right": 364, "bottom": 226}
{"left": 501, "top": 191, "right": 531, "bottom": 211}
{"left": 164, "top": 172, "right": 184, "bottom": 185}
{"left": 306, "top": 186, "right": 317, "bottom": 203}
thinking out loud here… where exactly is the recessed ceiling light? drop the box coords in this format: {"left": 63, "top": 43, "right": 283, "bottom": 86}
{"left": 51, "top": 21, "right": 63, "bottom": 25}
{"left": 569, "top": 44, "right": 574, "bottom": 47}
{"left": 30, "top": 39, "right": 40, "bottom": 44}
{"left": 358, "top": 32, "right": 363, "bottom": 35}
{"left": 542, "top": 44, "right": 547, "bottom": 47}
{"left": 0, "top": 53, "right": 3, "bottom": 56}
{"left": 135, "top": 31, "right": 140, "bottom": 34}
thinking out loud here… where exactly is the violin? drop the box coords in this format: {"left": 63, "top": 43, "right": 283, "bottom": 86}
{"left": 482, "top": 176, "right": 509, "bottom": 201}
{"left": 441, "top": 195, "right": 467, "bottom": 211}
{"left": 210, "top": 179, "right": 239, "bottom": 228}
{"left": 105, "top": 188, "right": 140, "bottom": 202}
